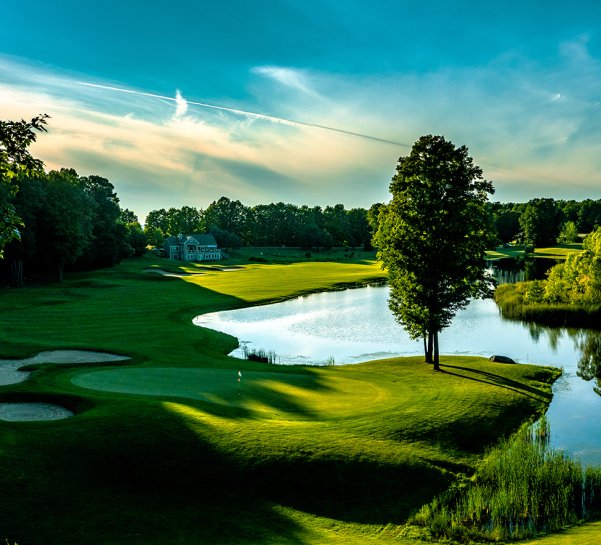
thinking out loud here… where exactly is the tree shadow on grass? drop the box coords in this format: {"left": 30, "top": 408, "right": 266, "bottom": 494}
{"left": 0, "top": 406, "right": 316, "bottom": 545}
{"left": 439, "top": 363, "right": 554, "bottom": 402}
{"left": 0, "top": 403, "right": 450, "bottom": 544}
{"left": 72, "top": 364, "right": 339, "bottom": 421}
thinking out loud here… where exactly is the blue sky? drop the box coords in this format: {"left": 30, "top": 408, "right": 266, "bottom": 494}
{"left": 1, "top": 1, "right": 601, "bottom": 221}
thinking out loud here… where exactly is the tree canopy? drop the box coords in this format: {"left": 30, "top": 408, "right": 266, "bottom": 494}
{"left": 374, "top": 135, "right": 495, "bottom": 369}
{"left": 519, "top": 198, "right": 564, "bottom": 247}
{"left": 3, "top": 167, "right": 146, "bottom": 285}
{"left": 0, "top": 114, "right": 48, "bottom": 255}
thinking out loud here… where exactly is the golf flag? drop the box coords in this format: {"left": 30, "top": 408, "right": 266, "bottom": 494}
{"left": 237, "top": 370, "right": 242, "bottom": 382}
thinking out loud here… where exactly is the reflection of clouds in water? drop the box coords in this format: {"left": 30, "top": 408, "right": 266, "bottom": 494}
{"left": 194, "top": 286, "right": 601, "bottom": 465}
{"left": 195, "top": 287, "right": 587, "bottom": 367}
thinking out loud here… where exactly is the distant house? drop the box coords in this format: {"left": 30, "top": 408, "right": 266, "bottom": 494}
{"left": 163, "top": 234, "right": 224, "bottom": 261}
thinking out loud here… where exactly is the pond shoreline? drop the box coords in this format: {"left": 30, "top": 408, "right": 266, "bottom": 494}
{"left": 194, "top": 284, "right": 601, "bottom": 465}
{"left": 495, "top": 282, "right": 601, "bottom": 329}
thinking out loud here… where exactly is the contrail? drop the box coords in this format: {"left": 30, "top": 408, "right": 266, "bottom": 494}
{"left": 75, "top": 81, "right": 409, "bottom": 148}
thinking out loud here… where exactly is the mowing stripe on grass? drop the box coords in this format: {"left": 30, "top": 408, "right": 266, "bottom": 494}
{"left": 71, "top": 367, "right": 388, "bottom": 418}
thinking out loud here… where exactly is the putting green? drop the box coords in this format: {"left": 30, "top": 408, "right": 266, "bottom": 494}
{"left": 71, "top": 367, "right": 389, "bottom": 418}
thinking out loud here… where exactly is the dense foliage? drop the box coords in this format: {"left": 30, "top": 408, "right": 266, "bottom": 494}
{"left": 490, "top": 198, "right": 601, "bottom": 247}
{"left": 496, "top": 228, "right": 601, "bottom": 313}
{"left": 144, "top": 197, "right": 373, "bottom": 251}
{"left": 374, "top": 135, "right": 495, "bottom": 369}
{"left": 0, "top": 114, "right": 48, "bottom": 256}
{"left": 544, "top": 227, "right": 601, "bottom": 304}
{"left": 3, "top": 168, "right": 146, "bottom": 285}
{"left": 0, "top": 116, "right": 147, "bottom": 285}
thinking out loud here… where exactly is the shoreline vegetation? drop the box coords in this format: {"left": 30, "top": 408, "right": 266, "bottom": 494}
{"left": 413, "top": 417, "right": 601, "bottom": 542}
{"left": 0, "top": 253, "right": 582, "bottom": 545}
{"left": 495, "top": 227, "right": 601, "bottom": 329}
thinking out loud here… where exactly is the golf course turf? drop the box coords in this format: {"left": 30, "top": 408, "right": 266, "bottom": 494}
{"left": 0, "top": 253, "right": 584, "bottom": 544}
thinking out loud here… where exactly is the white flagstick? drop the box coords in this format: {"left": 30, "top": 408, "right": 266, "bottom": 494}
{"left": 237, "top": 371, "right": 242, "bottom": 396}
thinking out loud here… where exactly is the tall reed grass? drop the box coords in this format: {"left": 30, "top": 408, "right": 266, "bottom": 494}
{"left": 241, "top": 346, "right": 279, "bottom": 364}
{"left": 412, "top": 417, "right": 601, "bottom": 541}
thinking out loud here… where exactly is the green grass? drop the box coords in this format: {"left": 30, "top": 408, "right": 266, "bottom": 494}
{"left": 486, "top": 243, "right": 583, "bottom": 261}
{"left": 0, "top": 254, "right": 587, "bottom": 545}
{"left": 523, "top": 521, "right": 601, "bottom": 544}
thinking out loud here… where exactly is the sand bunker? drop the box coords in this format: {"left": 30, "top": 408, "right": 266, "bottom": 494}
{"left": 0, "top": 350, "right": 130, "bottom": 386}
{"left": 0, "top": 402, "right": 74, "bottom": 421}
{"left": 145, "top": 268, "right": 190, "bottom": 277}
{"left": 0, "top": 363, "right": 30, "bottom": 386}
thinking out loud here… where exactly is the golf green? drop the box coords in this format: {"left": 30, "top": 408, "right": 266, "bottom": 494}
{"left": 71, "top": 367, "right": 388, "bottom": 418}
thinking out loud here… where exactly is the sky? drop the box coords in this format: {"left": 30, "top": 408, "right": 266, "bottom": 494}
{"left": 2, "top": 0, "right": 601, "bottom": 222}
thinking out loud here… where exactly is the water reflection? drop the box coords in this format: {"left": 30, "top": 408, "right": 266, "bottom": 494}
{"left": 574, "top": 330, "right": 601, "bottom": 396}
{"left": 521, "top": 323, "right": 601, "bottom": 397}
{"left": 194, "top": 286, "right": 601, "bottom": 465}
{"left": 490, "top": 257, "right": 559, "bottom": 284}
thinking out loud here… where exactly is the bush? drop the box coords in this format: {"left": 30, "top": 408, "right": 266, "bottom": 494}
{"left": 242, "top": 347, "right": 278, "bottom": 364}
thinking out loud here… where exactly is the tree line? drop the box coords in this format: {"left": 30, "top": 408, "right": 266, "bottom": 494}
{"left": 3, "top": 116, "right": 601, "bottom": 292}
{"left": 3, "top": 168, "right": 147, "bottom": 285}
{"left": 144, "top": 197, "right": 379, "bottom": 251}
{"left": 146, "top": 196, "right": 601, "bottom": 254}
{"left": 516, "top": 227, "right": 601, "bottom": 307}
{"left": 491, "top": 197, "right": 601, "bottom": 247}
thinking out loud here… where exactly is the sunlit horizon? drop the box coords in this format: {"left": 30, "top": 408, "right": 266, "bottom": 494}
{"left": 2, "top": 1, "right": 601, "bottom": 221}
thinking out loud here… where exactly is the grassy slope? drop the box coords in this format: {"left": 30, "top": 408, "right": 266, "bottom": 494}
{"left": 486, "top": 243, "right": 583, "bottom": 261}
{"left": 0, "top": 254, "right": 568, "bottom": 545}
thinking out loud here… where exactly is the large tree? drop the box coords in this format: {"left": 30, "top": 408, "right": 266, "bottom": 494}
{"left": 374, "top": 135, "right": 495, "bottom": 370}
{"left": 34, "top": 171, "right": 94, "bottom": 281}
{"left": 76, "top": 173, "right": 129, "bottom": 267}
{"left": 519, "top": 198, "right": 564, "bottom": 247}
{"left": 0, "top": 115, "right": 48, "bottom": 256}
{"left": 491, "top": 203, "right": 521, "bottom": 244}
{"left": 203, "top": 197, "right": 251, "bottom": 244}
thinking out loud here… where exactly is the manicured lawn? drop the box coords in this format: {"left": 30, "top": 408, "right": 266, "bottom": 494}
{"left": 0, "top": 254, "right": 588, "bottom": 545}
{"left": 486, "top": 243, "right": 583, "bottom": 261}
{"left": 524, "top": 522, "right": 601, "bottom": 545}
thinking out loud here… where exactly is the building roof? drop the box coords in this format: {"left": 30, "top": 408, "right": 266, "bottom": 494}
{"left": 187, "top": 233, "right": 218, "bottom": 247}
{"left": 164, "top": 233, "right": 218, "bottom": 248}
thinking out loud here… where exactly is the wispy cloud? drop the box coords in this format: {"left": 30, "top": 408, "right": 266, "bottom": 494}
{"left": 74, "top": 80, "right": 407, "bottom": 146}
{"left": 174, "top": 89, "right": 188, "bottom": 117}
{"left": 0, "top": 56, "right": 399, "bottom": 219}
{"left": 252, "top": 65, "right": 320, "bottom": 97}
{"left": 1, "top": 38, "right": 600, "bottom": 222}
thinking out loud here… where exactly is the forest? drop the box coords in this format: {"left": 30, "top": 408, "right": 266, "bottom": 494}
{"left": 5, "top": 177, "right": 601, "bottom": 288}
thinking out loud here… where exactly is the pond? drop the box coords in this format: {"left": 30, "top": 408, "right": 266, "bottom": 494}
{"left": 194, "top": 285, "right": 601, "bottom": 466}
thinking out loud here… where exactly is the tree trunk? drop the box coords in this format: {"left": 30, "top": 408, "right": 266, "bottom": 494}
{"left": 57, "top": 260, "right": 64, "bottom": 283}
{"left": 433, "top": 330, "right": 440, "bottom": 371}
{"left": 10, "top": 258, "right": 24, "bottom": 288}
{"left": 426, "top": 331, "right": 434, "bottom": 363}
